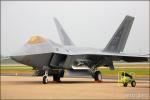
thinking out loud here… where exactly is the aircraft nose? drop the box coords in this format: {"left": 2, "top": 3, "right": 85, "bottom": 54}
{"left": 10, "top": 55, "right": 25, "bottom": 64}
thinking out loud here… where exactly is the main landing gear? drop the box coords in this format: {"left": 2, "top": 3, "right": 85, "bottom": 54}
{"left": 90, "top": 67, "right": 103, "bottom": 82}
{"left": 53, "top": 74, "right": 61, "bottom": 82}
{"left": 53, "top": 69, "right": 64, "bottom": 83}
{"left": 94, "top": 71, "right": 102, "bottom": 82}
{"left": 42, "top": 66, "right": 64, "bottom": 84}
{"left": 42, "top": 70, "right": 63, "bottom": 84}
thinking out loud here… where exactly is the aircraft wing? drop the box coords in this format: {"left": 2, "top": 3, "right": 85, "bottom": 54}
{"left": 53, "top": 15, "right": 148, "bottom": 62}
{"left": 53, "top": 47, "right": 149, "bottom": 62}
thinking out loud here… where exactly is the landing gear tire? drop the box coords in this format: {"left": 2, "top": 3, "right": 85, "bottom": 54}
{"left": 52, "top": 70, "right": 64, "bottom": 82}
{"left": 94, "top": 71, "right": 102, "bottom": 82}
{"left": 43, "top": 76, "right": 48, "bottom": 84}
{"left": 53, "top": 75, "right": 61, "bottom": 82}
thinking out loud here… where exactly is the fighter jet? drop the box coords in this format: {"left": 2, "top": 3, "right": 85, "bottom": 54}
{"left": 11, "top": 15, "right": 148, "bottom": 84}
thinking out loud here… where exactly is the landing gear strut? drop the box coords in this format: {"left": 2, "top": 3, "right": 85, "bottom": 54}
{"left": 94, "top": 71, "right": 102, "bottom": 82}
{"left": 42, "top": 66, "right": 49, "bottom": 84}
{"left": 53, "top": 74, "right": 61, "bottom": 82}
{"left": 89, "top": 67, "right": 102, "bottom": 82}
{"left": 43, "top": 70, "right": 48, "bottom": 84}
{"left": 52, "top": 70, "right": 64, "bottom": 82}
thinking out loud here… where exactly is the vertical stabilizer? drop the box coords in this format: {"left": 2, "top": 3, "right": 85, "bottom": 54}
{"left": 104, "top": 15, "right": 134, "bottom": 53}
{"left": 54, "top": 18, "right": 75, "bottom": 46}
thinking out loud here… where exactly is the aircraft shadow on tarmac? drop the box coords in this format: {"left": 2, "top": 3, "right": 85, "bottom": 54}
{"left": 3, "top": 80, "right": 149, "bottom": 89}
{"left": 4, "top": 80, "right": 119, "bottom": 85}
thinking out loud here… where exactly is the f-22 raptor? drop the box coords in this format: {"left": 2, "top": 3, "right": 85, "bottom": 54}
{"left": 11, "top": 15, "right": 148, "bottom": 84}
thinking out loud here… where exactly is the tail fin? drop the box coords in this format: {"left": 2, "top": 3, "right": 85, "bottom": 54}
{"left": 53, "top": 18, "right": 75, "bottom": 46}
{"left": 104, "top": 15, "right": 134, "bottom": 53}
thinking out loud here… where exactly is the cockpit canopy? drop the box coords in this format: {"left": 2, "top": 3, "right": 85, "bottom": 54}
{"left": 27, "top": 35, "right": 47, "bottom": 44}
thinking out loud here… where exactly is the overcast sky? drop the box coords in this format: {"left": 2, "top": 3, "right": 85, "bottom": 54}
{"left": 1, "top": 1, "right": 149, "bottom": 56}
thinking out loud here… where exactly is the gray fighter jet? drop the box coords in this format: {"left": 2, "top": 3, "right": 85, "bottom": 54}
{"left": 11, "top": 15, "right": 148, "bottom": 84}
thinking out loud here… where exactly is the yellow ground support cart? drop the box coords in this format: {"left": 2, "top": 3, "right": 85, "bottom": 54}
{"left": 118, "top": 71, "right": 136, "bottom": 87}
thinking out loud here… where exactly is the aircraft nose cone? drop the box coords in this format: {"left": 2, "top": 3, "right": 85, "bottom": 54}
{"left": 10, "top": 56, "right": 25, "bottom": 64}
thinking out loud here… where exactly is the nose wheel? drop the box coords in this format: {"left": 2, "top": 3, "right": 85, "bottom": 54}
{"left": 42, "top": 70, "right": 48, "bottom": 84}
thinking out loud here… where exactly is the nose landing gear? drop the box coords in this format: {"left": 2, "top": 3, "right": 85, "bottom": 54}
{"left": 43, "top": 70, "right": 48, "bottom": 84}
{"left": 42, "top": 66, "right": 49, "bottom": 84}
{"left": 42, "top": 66, "right": 65, "bottom": 84}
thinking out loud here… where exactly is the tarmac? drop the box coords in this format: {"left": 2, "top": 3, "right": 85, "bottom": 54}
{"left": 1, "top": 76, "right": 149, "bottom": 99}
